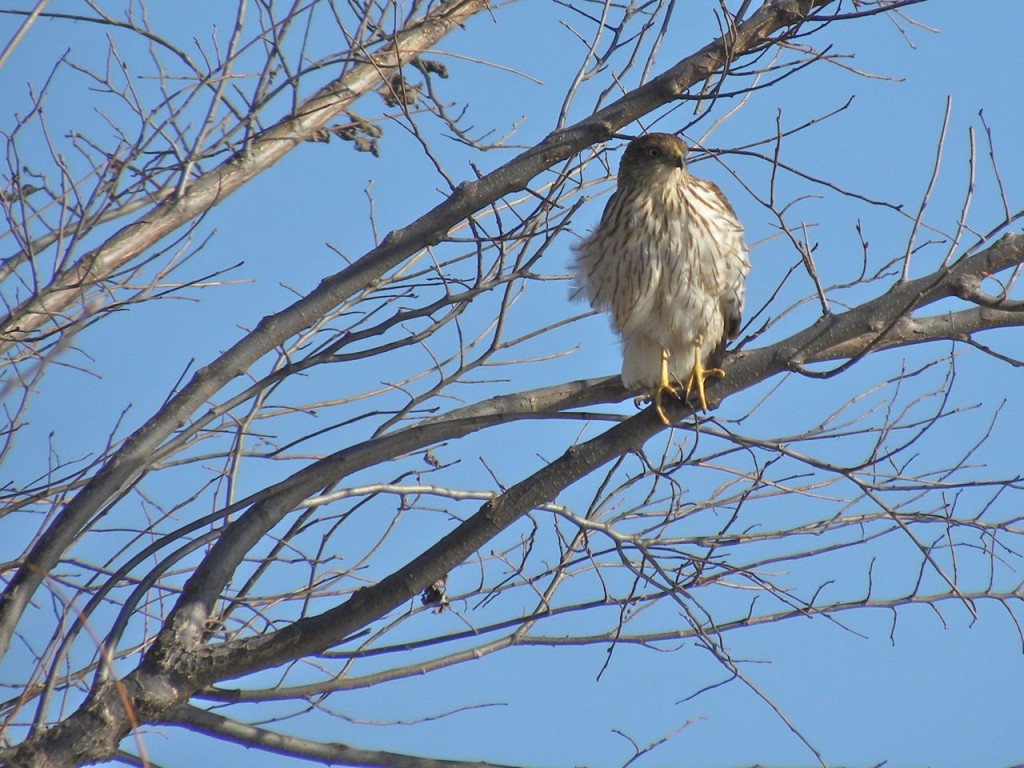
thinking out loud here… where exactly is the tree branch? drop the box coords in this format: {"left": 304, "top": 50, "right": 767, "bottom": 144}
{"left": 163, "top": 704, "right": 524, "bottom": 768}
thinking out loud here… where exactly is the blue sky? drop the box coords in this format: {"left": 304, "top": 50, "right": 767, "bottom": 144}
{"left": 2, "top": 2, "right": 1024, "bottom": 767}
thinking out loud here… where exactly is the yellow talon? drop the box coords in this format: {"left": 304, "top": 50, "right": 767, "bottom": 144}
{"left": 647, "top": 341, "right": 726, "bottom": 423}
{"left": 652, "top": 348, "right": 677, "bottom": 425}
{"left": 685, "top": 336, "right": 725, "bottom": 411}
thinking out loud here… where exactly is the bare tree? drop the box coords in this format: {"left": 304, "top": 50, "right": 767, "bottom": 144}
{"left": 1, "top": 1, "right": 1022, "bottom": 766}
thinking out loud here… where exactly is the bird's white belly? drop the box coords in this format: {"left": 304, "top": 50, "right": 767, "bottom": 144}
{"left": 611, "top": 240, "right": 724, "bottom": 391}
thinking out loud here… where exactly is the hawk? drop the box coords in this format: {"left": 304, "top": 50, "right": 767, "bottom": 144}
{"left": 571, "top": 133, "right": 750, "bottom": 424}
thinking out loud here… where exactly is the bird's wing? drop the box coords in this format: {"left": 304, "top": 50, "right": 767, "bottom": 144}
{"left": 721, "top": 250, "right": 748, "bottom": 341}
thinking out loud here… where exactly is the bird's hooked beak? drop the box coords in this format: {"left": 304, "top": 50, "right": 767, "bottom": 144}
{"left": 672, "top": 149, "right": 685, "bottom": 170}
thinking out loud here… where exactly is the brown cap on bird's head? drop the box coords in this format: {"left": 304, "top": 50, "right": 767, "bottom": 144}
{"left": 618, "top": 133, "right": 688, "bottom": 183}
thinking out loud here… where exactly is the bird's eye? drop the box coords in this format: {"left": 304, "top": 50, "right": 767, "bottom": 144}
{"left": 647, "top": 147, "right": 661, "bottom": 159}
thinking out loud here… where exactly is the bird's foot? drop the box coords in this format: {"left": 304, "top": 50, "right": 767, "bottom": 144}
{"left": 684, "top": 336, "right": 725, "bottom": 411}
{"left": 652, "top": 384, "right": 679, "bottom": 426}
{"left": 652, "top": 348, "right": 679, "bottom": 426}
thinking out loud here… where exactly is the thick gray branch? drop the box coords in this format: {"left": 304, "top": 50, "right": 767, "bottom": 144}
{"left": 164, "top": 704, "right": 523, "bottom": 768}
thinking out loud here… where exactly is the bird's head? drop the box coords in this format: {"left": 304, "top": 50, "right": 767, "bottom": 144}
{"left": 618, "top": 133, "right": 688, "bottom": 185}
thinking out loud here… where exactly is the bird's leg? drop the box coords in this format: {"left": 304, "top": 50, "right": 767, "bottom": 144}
{"left": 652, "top": 348, "right": 677, "bottom": 425}
{"left": 685, "top": 336, "right": 725, "bottom": 411}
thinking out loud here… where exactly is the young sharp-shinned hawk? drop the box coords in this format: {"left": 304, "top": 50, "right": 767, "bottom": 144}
{"left": 571, "top": 133, "right": 750, "bottom": 424}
